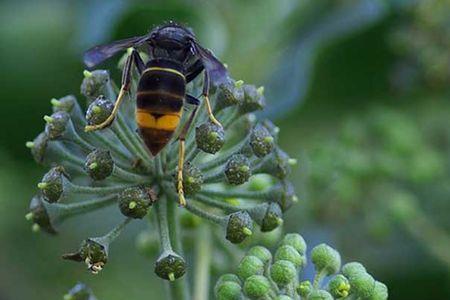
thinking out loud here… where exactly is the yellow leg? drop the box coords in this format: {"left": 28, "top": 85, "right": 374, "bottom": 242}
{"left": 85, "top": 87, "right": 127, "bottom": 132}
{"left": 177, "top": 139, "right": 187, "bottom": 207}
{"left": 204, "top": 95, "right": 222, "bottom": 127}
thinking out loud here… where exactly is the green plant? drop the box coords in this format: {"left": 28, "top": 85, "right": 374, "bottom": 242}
{"left": 25, "top": 52, "right": 298, "bottom": 299}
{"left": 390, "top": 0, "right": 450, "bottom": 88}
{"left": 214, "top": 233, "right": 387, "bottom": 300}
{"left": 307, "top": 104, "right": 450, "bottom": 267}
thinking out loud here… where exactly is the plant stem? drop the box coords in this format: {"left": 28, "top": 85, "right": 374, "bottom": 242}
{"left": 155, "top": 200, "right": 172, "bottom": 252}
{"left": 45, "top": 195, "right": 117, "bottom": 224}
{"left": 313, "top": 269, "right": 326, "bottom": 289}
{"left": 95, "top": 217, "right": 132, "bottom": 246}
{"left": 193, "top": 225, "right": 212, "bottom": 300}
{"left": 200, "top": 188, "right": 269, "bottom": 200}
{"left": 166, "top": 196, "right": 190, "bottom": 300}
{"left": 66, "top": 180, "right": 142, "bottom": 195}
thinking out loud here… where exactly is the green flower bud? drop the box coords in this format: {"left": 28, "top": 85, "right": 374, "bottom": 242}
{"left": 247, "top": 246, "right": 272, "bottom": 266}
{"left": 118, "top": 187, "right": 154, "bottom": 219}
{"left": 215, "top": 79, "right": 245, "bottom": 111}
{"left": 63, "top": 239, "right": 108, "bottom": 274}
{"left": 281, "top": 233, "right": 307, "bottom": 255}
{"left": 63, "top": 282, "right": 97, "bottom": 300}
{"left": 215, "top": 274, "right": 242, "bottom": 298}
{"left": 258, "top": 148, "right": 292, "bottom": 179}
{"left": 297, "top": 280, "right": 312, "bottom": 298}
{"left": 44, "top": 111, "right": 70, "bottom": 139}
{"left": 52, "top": 95, "right": 76, "bottom": 114}
{"left": 80, "top": 70, "right": 110, "bottom": 100}
{"left": 262, "top": 120, "right": 280, "bottom": 141}
{"left": 27, "top": 132, "right": 49, "bottom": 164}
{"left": 225, "top": 154, "right": 252, "bottom": 185}
{"left": 85, "top": 96, "right": 114, "bottom": 126}
{"left": 178, "top": 162, "right": 203, "bottom": 195}
{"left": 248, "top": 174, "right": 272, "bottom": 191}
{"left": 38, "top": 166, "right": 67, "bottom": 203}
{"left": 226, "top": 211, "right": 254, "bottom": 244}
{"left": 272, "top": 181, "right": 297, "bottom": 212}
{"left": 84, "top": 149, "right": 114, "bottom": 181}
{"left": 261, "top": 202, "right": 283, "bottom": 232}
{"left": 196, "top": 122, "right": 225, "bottom": 154}
{"left": 328, "top": 274, "right": 350, "bottom": 298}
{"left": 216, "top": 273, "right": 242, "bottom": 286}
{"left": 250, "top": 124, "right": 274, "bottom": 157}
{"left": 243, "top": 275, "right": 271, "bottom": 299}
{"left": 369, "top": 281, "right": 388, "bottom": 300}
{"left": 270, "top": 260, "right": 297, "bottom": 286}
{"left": 307, "top": 289, "right": 333, "bottom": 300}
{"left": 341, "top": 262, "right": 366, "bottom": 278}
{"left": 215, "top": 281, "right": 243, "bottom": 300}
{"left": 27, "top": 195, "right": 57, "bottom": 234}
{"left": 311, "top": 244, "right": 341, "bottom": 276}
{"left": 275, "top": 245, "right": 305, "bottom": 269}
{"left": 239, "top": 84, "right": 266, "bottom": 114}
{"left": 257, "top": 226, "right": 283, "bottom": 247}
{"left": 154, "top": 250, "right": 186, "bottom": 281}
{"left": 237, "top": 255, "right": 264, "bottom": 280}
{"left": 348, "top": 271, "right": 376, "bottom": 298}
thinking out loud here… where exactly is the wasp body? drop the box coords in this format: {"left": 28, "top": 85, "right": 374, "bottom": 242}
{"left": 82, "top": 22, "right": 228, "bottom": 206}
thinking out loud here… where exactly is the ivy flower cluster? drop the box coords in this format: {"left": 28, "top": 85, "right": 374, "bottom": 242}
{"left": 25, "top": 62, "right": 297, "bottom": 281}
{"left": 215, "top": 233, "right": 388, "bottom": 300}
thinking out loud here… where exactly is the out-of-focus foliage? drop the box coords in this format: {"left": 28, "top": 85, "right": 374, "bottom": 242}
{"left": 0, "top": 0, "right": 449, "bottom": 299}
{"left": 389, "top": 0, "right": 450, "bottom": 88}
{"left": 305, "top": 101, "right": 450, "bottom": 267}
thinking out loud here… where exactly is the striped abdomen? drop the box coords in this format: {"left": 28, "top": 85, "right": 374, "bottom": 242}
{"left": 136, "top": 60, "right": 185, "bottom": 155}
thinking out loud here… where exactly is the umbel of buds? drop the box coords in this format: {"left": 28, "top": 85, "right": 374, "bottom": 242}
{"left": 215, "top": 232, "right": 388, "bottom": 300}
{"left": 26, "top": 58, "right": 297, "bottom": 282}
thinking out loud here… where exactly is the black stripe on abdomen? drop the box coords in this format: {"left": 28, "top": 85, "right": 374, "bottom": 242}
{"left": 136, "top": 90, "right": 183, "bottom": 112}
{"left": 136, "top": 67, "right": 185, "bottom": 113}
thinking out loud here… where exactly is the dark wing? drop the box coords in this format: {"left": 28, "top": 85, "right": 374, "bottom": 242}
{"left": 191, "top": 41, "right": 229, "bottom": 85}
{"left": 84, "top": 34, "right": 152, "bottom": 68}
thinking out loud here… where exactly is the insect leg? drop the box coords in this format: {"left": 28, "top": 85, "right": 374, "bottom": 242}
{"left": 185, "top": 94, "right": 201, "bottom": 105}
{"left": 185, "top": 59, "right": 204, "bottom": 83}
{"left": 85, "top": 50, "right": 136, "bottom": 132}
{"left": 131, "top": 50, "right": 146, "bottom": 74}
{"left": 177, "top": 106, "right": 199, "bottom": 207}
{"left": 202, "top": 71, "right": 222, "bottom": 127}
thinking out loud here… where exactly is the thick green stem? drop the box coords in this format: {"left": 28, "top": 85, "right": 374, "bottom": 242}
{"left": 313, "top": 269, "right": 326, "bottom": 289}
{"left": 116, "top": 112, "right": 152, "bottom": 164}
{"left": 185, "top": 202, "right": 226, "bottom": 226}
{"left": 203, "top": 170, "right": 225, "bottom": 184}
{"left": 200, "top": 188, "right": 270, "bottom": 200}
{"left": 66, "top": 180, "right": 142, "bottom": 195}
{"left": 45, "top": 195, "right": 117, "bottom": 224}
{"left": 155, "top": 200, "right": 172, "bottom": 252}
{"left": 193, "top": 225, "right": 212, "bottom": 300}
{"left": 112, "top": 165, "right": 151, "bottom": 182}
{"left": 167, "top": 196, "right": 190, "bottom": 300}
{"left": 191, "top": 194, "right": 252, "bottom": 212}
{"left": 95, "top": 217, "right": 132, "bottom": 246}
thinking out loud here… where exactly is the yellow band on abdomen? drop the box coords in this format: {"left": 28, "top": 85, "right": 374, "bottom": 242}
{"left": 143, "top": 67, "right": 185, "bottom": 79}
{"left": 136, "top": 109, "right": 182, "bottom": 131}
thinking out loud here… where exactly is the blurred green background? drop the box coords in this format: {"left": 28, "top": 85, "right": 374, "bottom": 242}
{"left": 0, "top": 0, "right": 449, "bottom": 299}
